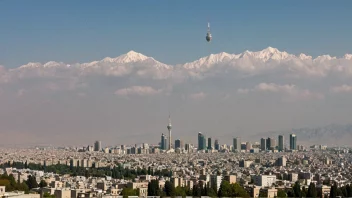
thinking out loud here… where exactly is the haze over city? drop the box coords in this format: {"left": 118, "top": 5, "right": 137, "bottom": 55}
{"left": 1, "top": 1, "right": 352, "bottom": 147}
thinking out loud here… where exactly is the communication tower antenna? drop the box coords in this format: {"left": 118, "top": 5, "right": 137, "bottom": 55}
{"left": 206, "top": 20, "right": 212, "bottom": 43}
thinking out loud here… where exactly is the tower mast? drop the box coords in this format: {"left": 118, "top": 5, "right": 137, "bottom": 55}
{"left": 167, "top": 114, "right": 172, "bottom": 150}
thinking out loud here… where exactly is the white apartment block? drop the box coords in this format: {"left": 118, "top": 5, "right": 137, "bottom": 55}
{"left": 254, "top": 175, "right": 276, "bottom": 187}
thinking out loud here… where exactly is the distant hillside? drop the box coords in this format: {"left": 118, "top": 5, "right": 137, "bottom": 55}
{"left": 251, "top": 124, "right": 352, "bottom": 146}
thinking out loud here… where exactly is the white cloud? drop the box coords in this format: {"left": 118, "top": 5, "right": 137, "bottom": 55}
{"left": 115, "top": 86, "right": 162, "bottom": 96}
{"left": 189, "top": 92, "right": 206, "bottom": 100}
{"left": 255, "top": 83, "right": 296, "bottom": 93}
{"left": 2, "top": 47, "right": 352, "bottom": 146}
{"left": 331, "top": 85, "right": 352, "bottom": 93}
{"left": 17, "top": 89, "right": 27, "bottom": 97}
{"left": 238, "top": 83, "right": 324, "bottom": 100}
{"left": 237, "top": 88, "right": 250, "bottom": 94}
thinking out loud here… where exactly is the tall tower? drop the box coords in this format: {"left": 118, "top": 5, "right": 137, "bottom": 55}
{"left": 278, "top": 135, "right": 284, "bottom": 152}
{"left": 161, "top": 133, "right": 166, "bottom": 150}
{"left": 207, "top": 137, "right": 212, "bottom": 150}
{"left": 290, "top": 134, "right": 297, "bottom": 150}
{"left": 167, "top": 114, "right": 172, "bottom": 150}
{"left": 94, "top": 140, "right": 101, "bottom": 152}
{"left": 260, "top": 138, "right": 267, "bottom": 151}
{"left": 233, "top": 137, "right": 241, "bottom": 152}
{"left": 198, "top": 132, "right": 206, "bottom": 150}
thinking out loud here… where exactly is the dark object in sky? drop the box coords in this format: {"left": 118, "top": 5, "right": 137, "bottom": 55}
{"left": 206, "top": 22, "right": 212, "bottom": 42}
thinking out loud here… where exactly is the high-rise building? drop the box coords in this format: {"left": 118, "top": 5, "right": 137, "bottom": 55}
{"left": 277, "top": 156, "right": 287, "bottom": 167}
{"left": 160, "top": 133, "right": 167, "bottom": 150}
{"left": 167, "top": 115, "right": 172, "bottom": 150}
{"left": 271, "top": 138, "right": 277, "bottom": 149}
{"left": 290, "top": 134, "right": 297, "bottom": 150}
{"left": 266, "top": 137, "right": 276, "bottom": 150}
{"left": 198, "top": 132, "right": 206, "bottom": 150}
{"left": 278, "top": 135, "right": 284, "bottom": 152}
{"left": 233, "top": 137, "right": 241, "bottom": 152}
{"left": 94, "top": 141, "right": 101, "bottom": 152}
{"left": 253, "top": 175, "right": 277, "bottom": 187}
{"left": 266, "top": 137, "right": 271, "bottom": 151}
{"left": 246, "top": 142, "right": 252, "bottom": 151}
{"left": 207, "top": 137, "right": 212, "bottom": 150}
{"left": 210, "top": 175, "right": 223, "bottom": 192}
{"left": 175, "top": 139, "right": 183, "bottom": 149}
{"left": 214, "top": 139, "right": 220, "bottom": 151}
{"left": 185, "top": 143, "right": 192, "bottom": 153}
{"left": 260, "top": 138, "right": 267, "bottom": 151}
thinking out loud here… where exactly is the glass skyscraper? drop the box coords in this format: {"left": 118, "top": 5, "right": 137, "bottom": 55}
{"left": 198, "top": 132, "right": 206, "bottom": 150}
{"left": 278, "top": 135, "right": 284, "bottom": 152}
{"left": 290, "top": 134, "right": 297, "bottom": 150}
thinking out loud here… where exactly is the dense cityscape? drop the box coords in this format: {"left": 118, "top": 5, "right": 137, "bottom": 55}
{"left": 0, "top": 117, "right": 351, "bottom": 198}
{"left": 2, "top": 1, "right": 352, "bottom": 198}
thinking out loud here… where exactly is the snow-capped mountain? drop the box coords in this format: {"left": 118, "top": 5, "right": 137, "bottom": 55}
{"left": 6, "top": 47, "right": 352, "bottom": 79}
{"left": 344, "top": 54, "right": 352, "bottom": 60}
{"left": 238, "top": 47, "right": 295, "bottom": 61}
{"left": 102, "top": 50, "right": 149, "bottom": 63}
{"left": 183, "top": 52, "right": 238, "bottom": 69}
{"left": 80, "top": 50, "right": 170, "bottom": 69}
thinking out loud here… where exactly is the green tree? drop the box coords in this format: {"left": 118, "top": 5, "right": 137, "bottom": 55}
{"left": 340, "top": 186, "right": 347, "bottom": 197}
{"left": 301, "top": 186, "right": 307, "bottom": 198}
{"left": 330, "top": 182, "right": 338, "bottom": 198}
{"left": 346, "top": 184, "right": 352, "bottom": 197}
{"left": 259, "top": 190, "right": 268, "bottom": 198}
{"left": 207, "top": 185, "right": 217, "bottom": 197}
{"left": 185, "top": 186, "right": 192, "bottom": 196}
{"left": 164, "top": 181, "right": 175, "bottom": 196}
{"left": 337, "top": 188, "right": 343, "bottom": 197}
{"left": 230, "top": 183, "right": 249, "bottom": 197}
{"left": 201, "top": 184, "right": 207, "bottom": 196}
{"left": 147, "top": 180, "right": 160, "bottom": 196}
{"left": 293, "top": 181, "right": 302, "bottom": 198}
{"left": 287, "top": 190, "right": 295, "bottom": 197}
{"left": 43, "top": 192, "right": 55, "bottom": 198}
{"left": 277, "top": 189, "right": 287, "bottom": 198}
{"left": 192, "top": 184, "right": 202, "bottom": 197}
{"left": 174, "top": 186, "right": 186, "bottom": 197}
{"left": 307, "top": 182, "right": 317, "bottom": 198}
{"left": 26, "top": 175, "right": 39, "bottom": 189}
{"left": 121, "top": 187, "right": 139, "bottom": 198}
{"left": 218, "top": 180, "right": 232, "bottom": 197}
{"left": 39, "top": 180, "right": 48, "bottom": 188}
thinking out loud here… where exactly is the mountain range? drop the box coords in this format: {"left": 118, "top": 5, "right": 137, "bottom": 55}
{"left": 5, "top": 46, "right": 352, "bottom": 72}
{"left": 1, "top": 46, "right": 351, "bottom": 85}
{"left": 251, "top": 124, "right": 352, "bottom": 146}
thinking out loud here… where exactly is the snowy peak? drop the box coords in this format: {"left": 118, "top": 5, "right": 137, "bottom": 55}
{"left": 183, "top": 52, "right": 237, "bottom": 69}
{"left": 102, "top": 50, "right": 149, "bottom": 64}
{"left": 299, "top": 53, "right": 312, "bottom": 60}
{"left": 344, "top": 54, "right": 352, "bottom": 60}
{"left": 18, "top": 62, "right": 42, "bottom": 69}
{"left": 254, "top": 47, "right": 292, "bottom": 61}
{"left": 236, "top": 47, "right": 293, "bottom": 61}
{"left": 10, "top": 47, "right": 352, "bottom": 74}
{"left": 262, "top": 46, "right": 280, "bottom": 54}
{"left": 314, "top": 55, "right": 336, "bottom": 62}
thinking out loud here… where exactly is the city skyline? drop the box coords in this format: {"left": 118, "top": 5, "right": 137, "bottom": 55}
{"left": 1, "top": 1, "right": 351, "bottom": 197}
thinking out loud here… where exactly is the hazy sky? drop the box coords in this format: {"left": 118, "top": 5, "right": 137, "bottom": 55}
{"left": 0, "top": 1, "right": 352, "bottom": 147}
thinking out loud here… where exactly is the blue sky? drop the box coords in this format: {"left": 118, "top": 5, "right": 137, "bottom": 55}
{"left": 1, "top": 0, "right": 352, "bottom": 68}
